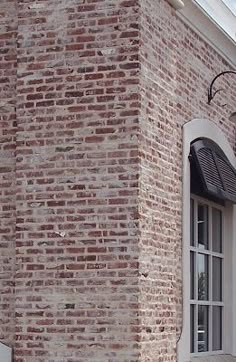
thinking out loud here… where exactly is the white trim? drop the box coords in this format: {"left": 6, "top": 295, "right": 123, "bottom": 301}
{"left": 221, "top": 0, "right": 236, "bottom": 16}
{"left": 191, "top": 356, "right": 236, "bottom": 362}
{"left": 232, "top": 206, "right": 236, "bottom": 356}
{"left": 193, "top": 0, "right": 236, "bottom": 43}
{"left": 177, "top": 1, "right": 236, "bottom": 68}
{"left": 0, "top": 342, "right": 12, "bottom": 362}
{"left": 177, "top": 119, "right": 236, "bottom": 362}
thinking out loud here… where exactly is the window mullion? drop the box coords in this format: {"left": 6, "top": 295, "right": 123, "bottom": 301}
{"left": 194, "top": 303, "right": 198, "bottom": 353}
{"left": 194, "top": 199, "right": 198, "bottom": 353}
{"left": 194, "top": 198, "right": 197, "bottom": 248}
{"left": 209, "top": 305, "right": 212, "bottom": 352}
{"left": 194, "top": 199, "right": 198, "bottom": 304}
{"left": 209, "top": 206, "right": 213, "bottom": 352}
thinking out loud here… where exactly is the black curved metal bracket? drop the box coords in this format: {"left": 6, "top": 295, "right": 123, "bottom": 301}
{"left": 207, "top": 70, "right": 236, "bottom": 105}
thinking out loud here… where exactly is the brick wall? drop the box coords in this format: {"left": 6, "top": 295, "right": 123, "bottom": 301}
{"left": 0, "top": 0, "right": 235, "bottom": 361}
{"left": 14, "top": 0, "right": 140, "bottom": 361}
{"left": 139, "top": 0, "right": 236, "bottom": 361}
{"left": 0, "top": 0, "right": 17, "bottom": 348}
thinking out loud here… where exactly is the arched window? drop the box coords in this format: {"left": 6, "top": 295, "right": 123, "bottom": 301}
{"left": 177, "top": 119, "right": 236, "bottom": 362}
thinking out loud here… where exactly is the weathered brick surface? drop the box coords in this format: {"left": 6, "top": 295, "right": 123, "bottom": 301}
{"left": 139, "top": 1, "right": 236, "bottom": 361}
{"left": 0, "top": 0, "right": 235, "bottom": 361}
{"left": 0, "top": 0, "right": 17, "bottom": 348}
{"left": 15, "top": 0, "right": 140, "bottom": 361}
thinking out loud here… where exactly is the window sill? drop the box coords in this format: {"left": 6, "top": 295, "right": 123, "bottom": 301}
{"left": 191, "top": 355, "right": 236, "bottom": 362}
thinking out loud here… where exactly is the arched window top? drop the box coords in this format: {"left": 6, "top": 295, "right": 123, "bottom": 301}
{"left": 183, "top": 119, "right": 236, "bottom": 168}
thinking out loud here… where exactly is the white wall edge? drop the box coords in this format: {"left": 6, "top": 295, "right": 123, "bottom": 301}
{"left": 0, "top": 342, "right": 12, "bottom": 362}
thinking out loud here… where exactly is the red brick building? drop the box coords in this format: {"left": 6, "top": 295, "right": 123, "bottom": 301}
{"left": 0, "top": 0, "right": 236, "bottom": 361}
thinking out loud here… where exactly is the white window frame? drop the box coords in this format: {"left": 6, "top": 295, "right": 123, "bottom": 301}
{"left": 177, "top": 119, "right": 236, "bottom": 362}
{"left": 190, "top": 195, "right": 225, "bottom": 357}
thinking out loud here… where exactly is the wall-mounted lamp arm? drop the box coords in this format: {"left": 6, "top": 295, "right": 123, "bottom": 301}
{"left": 207, "top": 70, "right": 236, "bottom": 105}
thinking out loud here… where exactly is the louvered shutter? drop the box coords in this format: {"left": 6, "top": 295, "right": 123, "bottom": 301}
{"left": 190, "top": 138, "right": 236, "bottom": 203}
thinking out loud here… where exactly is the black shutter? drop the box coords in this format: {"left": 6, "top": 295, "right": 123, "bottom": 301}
{"left": 190, "top": 138, "right": 236, "bottom": 203}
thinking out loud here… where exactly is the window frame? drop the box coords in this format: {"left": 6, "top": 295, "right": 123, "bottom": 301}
{"left": 190, "top": 195, "right": 225, "bottom": 357}
{"left": 177, "top": 119, "right": 236, "bottom": 362}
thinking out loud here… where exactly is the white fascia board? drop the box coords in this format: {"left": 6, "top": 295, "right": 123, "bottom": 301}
{"left": 222, "top": 0, "right": 236, "bottom": 16}
{"left": 194, "top": 0, "right": 236, "bottom": 42}
{"left": 177, "top": 0, "right": 236, "bottom": 68}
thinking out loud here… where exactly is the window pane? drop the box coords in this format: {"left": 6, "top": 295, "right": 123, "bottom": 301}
{"left": 198, "top": 204, "right": 208, "bottom": 250}
{"left": 198, "top": 305, "right": 208, "bottom": 352}
{"left": 191, "top": 199, "right": 194, "bottom": 246}
{"left": 190, "top": 305, "right": 195, "bottom": 353}
{"left": 198, "top": 254, "right": 208, "bottom": 300}
{"left": 212, "top": 257, "right": 222, "bottom": 301}
{"left": 212, "top": 306, "right": 222, "bottom": 351}
{"left": 212, "top": 208, "right": 222, "bottom": 253}
{"left": 190, "top": 252, "right": 195, "bottom": 299}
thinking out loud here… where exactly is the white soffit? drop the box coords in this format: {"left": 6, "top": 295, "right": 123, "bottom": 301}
{"left": 177, "top": 0, "right": 236, "bottom": 67}
{"left": 194, "top": 0, "right": 236, "bottom": 42}
{"left": 222, "top": 0, "right": 236, "bottom": 16}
